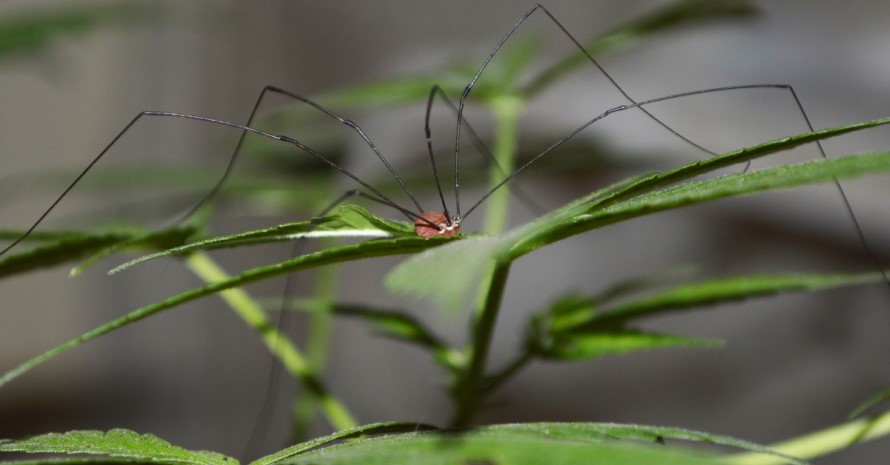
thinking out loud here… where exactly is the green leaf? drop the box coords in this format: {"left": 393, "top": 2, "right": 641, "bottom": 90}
{"left": 0, "top": 227, "right": 195, "bottom": 279}
{"left": 533, "top": 330, "right": 722, "bottom": 360}
{"left": 109, "top": 205, "right": 414, "bottom": 274}
{"left": 70, "top": 208, "right": 211, "bottom": 276}
{"left": 0, "top": 5, "right": 150, "bottom": 60}
{"left": 0, "top": 458, "right": 150, "bottom": 465}
{"left": 387, "top": 117, "right": 890, "bottom": 314}
{"left": 470, "top": 423, "right": 805, "bottom": 464}
{"left": 0, "top": 230, "right": 96, "bottom": 242}
{"left": 536, "top": 294, "right": 599, "bottom": 333}
{"left": 0, "top": 235, "right": 448, "bottom": 387}
{"left": 334, "top": 205, "right": 416, "bottom": 235}
{"left": 588, "top": 272, "right": 887, "bottom": 330}
{"left": 280, "top": 434, "right": 714, "bottom": 465}
{"left": 0, "top": 233, "right": 128, "bottom": 278}
{"left": 267, "top": 422, "right": 804, "bottom": 465}
{"left": 250, "top": 422, "right": 438, "bottom": 465}
{"left": 849, "top": 388, "right": 890, "bottom": 420}
{"left": 587, "top": 117, "right": 890, "bottom": 217}
{"left": 523, "top": 271, "right": 883, "bottom": 363}
{"left": 590, "top": 265, "right": 700, "bottom": 307}
{"left": 0, "top": 429, "right": 234, "bottom": 465}
{"left": 284, "top": 299, "right": 462, "bottom": 371}
{"left": 385, "top": 235, "right": 503, "bottom": 313}
{"left": 510, "top": 149, "right": 890, "bottom": 260}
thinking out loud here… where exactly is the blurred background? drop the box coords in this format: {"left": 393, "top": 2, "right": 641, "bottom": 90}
{"left": 1, "top": 0, "right": 888, "bottom": 463}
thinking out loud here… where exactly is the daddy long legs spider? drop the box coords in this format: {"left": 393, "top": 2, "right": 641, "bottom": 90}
{"left": 1, "top": 1, "right": 888, "bottom": 459}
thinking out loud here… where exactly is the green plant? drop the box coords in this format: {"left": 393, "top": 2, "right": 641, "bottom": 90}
{"left": 1, "top": 1, "right": 889, "bottom": 464}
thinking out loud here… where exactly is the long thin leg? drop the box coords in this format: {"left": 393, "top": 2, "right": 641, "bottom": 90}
{"left": 423, "top": 85, "right": 454, "bottom": 222}
{"left": 241, "top": 188, "right": 378, "bottom": 457}
{"left": 452, "top": 3, "right": 718, "bottom": 220}
{"left": 782, "top": 87, "right": 889, "bottom": 284}
{"left": 0, "top": 111, "right": 425, "bottom": 257}
{"left": 230, "top": 90, "right": 452, "bottom": 451}
{"left": 460, "top": 82, "right": 888, "bottom": 286}
{"left": 317, "top": 188, "right": 434, "bottom": 225}
{"left": 243, "top": 185, "right": 451, "bottom": 452}
{"left": 242, "top": 239, "right": 301, "bottom": 459}
{"left": 449, "top": 2, "right": 883, "bottom": 281}
{"left": 219, "top": 86, "right": 426, "bottom": 215}
{"left": 424, "top": 84, "right": 547, "bottom": 221}
{"left": 463, "top": 84, "right": 828, "bottom": 217}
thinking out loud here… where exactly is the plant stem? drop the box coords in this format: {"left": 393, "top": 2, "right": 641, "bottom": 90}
{"left": 184, "top": 251, "right": 357, "bottom": 431}
{"left": 451, "top": 94, "right": 526, "bottom": 426}
{"left": 292, "top": 247, "right": 339, "bottom": 440}
{"left": 481, "top": 94, "right": 524, "bottom": 236}
{"left": 722, "top": 409, "right": 890, "bottom": 465}
{"left": 452, "top": 258, "right": 512, "bottom": 426}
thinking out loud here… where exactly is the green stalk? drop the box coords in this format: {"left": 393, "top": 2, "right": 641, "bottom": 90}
{"left": 481, "top": 95, "right": 524, "bottom": 236}
{"left": 452, "top": 258, "right": 512, "bottom": 426}
{"left": 185, "top": 251, "right": 357, "bottom": 431}
{"left": 452, "top": 94, "right": 524, "bottom": 426}
{"left": 722, "top": 409, "right": 890, "bottom": 464}
{"left": 292, "top": 247, "right": 339, "bottom": 440}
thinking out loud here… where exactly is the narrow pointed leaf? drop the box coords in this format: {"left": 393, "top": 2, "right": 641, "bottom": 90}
{"left": 468, "top": 423, "right": 805, "bottom": 464}
{"left": 535, "top": 331, "right": 722, "bottom": 360}
{"left": 284, "top": 300, "right": 460, "bottom": 370}
{"left": 511, "top": 149, "right": 890, "bottom": 258}
{"left": 849, "top": 388, "right": 890, "bottom": 420}
{"left": 71, "top": 226, "right": 201, "bottom": 276}
{"left": 267, "top": 421, "right": 804, "bottom": 465}
{"left": 0, "top": 236, "right": 447, "bottom": 387}
{"left": 0, "top": 458, "right": 149, "bottom": 465}
{"left": 250, "top": 422, "right": 438, "bottom": 465}
{"left": 537, "top": 294, "right": 599, "bottom": 333}
{"left": 0, "top": 227, "right": 195, "bottom": 279}
{"left": 0, "top": 430, "right": 234, "bottom": 465}
{"left": 591, "top": 266, "right": 699, "bottom": 306}
{"left": 0, "top": 233, "right": 129, "bottom": 278}
{"left": 0, "top": 230, "right": 97, "bottom": 242}
{"left": 588, "top": 272, "right": 887, "bottom": 330}
{"left": 109, "top": 205, "right": 414, "bottom": 274}
{"left": 568, "top": 116, "right": 890, "bottom": 224}
{"left": 550, "top": 117, "right": 890, "bottom": 228}
{"left": 279, "top": 434, "right": 716, "bottom": 465}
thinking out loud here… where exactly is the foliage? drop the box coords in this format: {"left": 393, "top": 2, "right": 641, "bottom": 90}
{"left": 0, "top": 422, "right": 816, "bottom": 465}
{"left": 1, "top": 1, "right": 888, "bottom": 465}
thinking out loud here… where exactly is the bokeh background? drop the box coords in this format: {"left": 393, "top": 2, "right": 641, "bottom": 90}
{"left": 1, "top": 1, "right": 889, "bottom": 463}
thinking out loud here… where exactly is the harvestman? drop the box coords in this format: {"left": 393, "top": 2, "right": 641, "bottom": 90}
{"left": 0, "top": 4, "right": 883, "bottom": 276}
